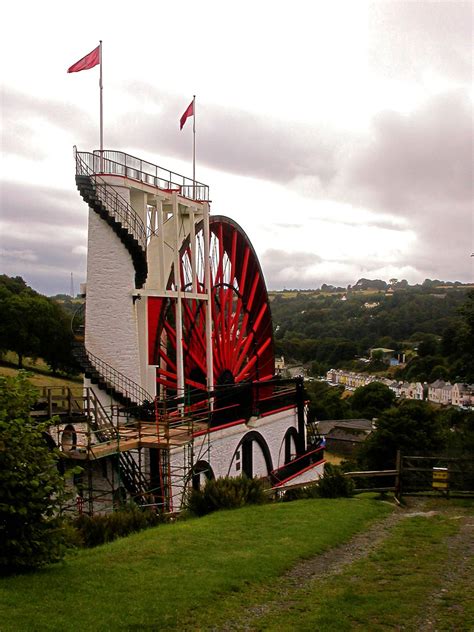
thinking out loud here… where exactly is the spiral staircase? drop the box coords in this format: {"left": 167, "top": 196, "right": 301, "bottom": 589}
{"left": 71, "top": 149, "right": 154, "bottom": 504}
{"left": 74, "top": 149, "right": 148, "bottom": 289}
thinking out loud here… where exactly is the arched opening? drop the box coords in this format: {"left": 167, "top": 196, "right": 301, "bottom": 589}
{"left": 192, "top": 460, "right": 215, "bottom": 490}
{"left": 230, "top": 431, "right": 273, "bottom": 479}
{"left": 284, "top": 427, "right": 300, "bottom": 464}
{"left": 62, "top": 424, "right": 77, "bottom": 452}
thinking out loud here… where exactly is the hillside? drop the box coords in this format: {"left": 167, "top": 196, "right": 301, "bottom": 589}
{"left": 1, "top": 497, "right": 472, "bottom": 630}
{"left": 269, "top": 280, "right": 474, "bottom": 382}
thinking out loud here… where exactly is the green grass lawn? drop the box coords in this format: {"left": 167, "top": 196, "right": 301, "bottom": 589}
{"left": 0, "top": 498, "right": 390, "bottom": 631}
{"left": 253, "top": 501, "right": 474, "bottom": 632}
{"left": 0, "top": 355, "right": 82, "bottom": 390}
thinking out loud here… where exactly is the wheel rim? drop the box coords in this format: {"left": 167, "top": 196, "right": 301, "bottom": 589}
{"left": 149, "top": 216, "right": 274, "bottom": 397}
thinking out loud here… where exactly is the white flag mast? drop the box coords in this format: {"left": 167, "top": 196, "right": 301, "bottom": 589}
{"left": 99, "top": 40, "right": 103, "bottom": 160}
{"left": 67, "top": 41, "right": 103, "bottom": 165}
{"left": 192, "top": 95, "right": 196, "bottom": 199}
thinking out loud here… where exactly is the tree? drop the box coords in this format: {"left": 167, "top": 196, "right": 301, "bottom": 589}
{"left": 358, "top": 400, "right": 447, "bottom": 470}
{"left": 0, "top": 276, "right": 78, "bottom": 374}
{"left": 306, "top": 381, "right": 352, "bottom": 421}
{"left": 417, "top": 334, "right": 439, "bottom": 357}
{"left": 351, "top": 382, "right": 396, "bottom": 420}
{"left": 0, "top": 293, "right": 43, "bottom": 367}
{"left": 0, "top": 373, "right": 69, "bottom": 572}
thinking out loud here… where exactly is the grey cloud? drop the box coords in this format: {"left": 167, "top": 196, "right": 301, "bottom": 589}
{"left": 0, "top": 180, "right": 87, "bottom": 294}
{"left": 310, "top": 215, "right": 407, "bottom": 232}
{"left": 1, "top": 89, "right": 96, "bottom": 158}
{"left": 346, "top": 91, "right": 473, "bottom": 210}
{"left": 0, "top": 236, "right": 87, "bottom": 296}
{"left": 109, "top": 84, "right": 339, "bottom": 186}
{"left": 274, "top": 223, "right": 304, "bottom": 230}
{"left": 0, "top": 180, "right": 86, "bottom": 228}
{"left": 369, "top": 1, "right": 473, "bottom": 83}
{"left": 339, "top": 91, "right": 473, "bottom": 283}
{"left": 260, "top": 249, "right": 323, "bottom": 288}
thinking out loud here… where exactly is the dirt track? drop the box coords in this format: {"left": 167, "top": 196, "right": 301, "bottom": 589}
{"left": 216, "top": 498, "right": 474, "bottom": 632}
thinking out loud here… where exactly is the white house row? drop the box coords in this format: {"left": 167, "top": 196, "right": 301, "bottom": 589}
{"left": 326, "top": 370, "right": 474, "bottom": 408}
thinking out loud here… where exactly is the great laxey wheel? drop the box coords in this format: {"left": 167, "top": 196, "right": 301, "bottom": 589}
{"left": 148, "top": 216, "right": 274, "bottom": 422}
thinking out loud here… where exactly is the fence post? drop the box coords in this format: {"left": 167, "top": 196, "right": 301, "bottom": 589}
{"left": 395, "top": 450, "right": 402, "bottom": 502}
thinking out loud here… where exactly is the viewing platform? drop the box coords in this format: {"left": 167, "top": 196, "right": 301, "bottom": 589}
{"left": 77, "top": 149, "right": 210, "bottom": 202}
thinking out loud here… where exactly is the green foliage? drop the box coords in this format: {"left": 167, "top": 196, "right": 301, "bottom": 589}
{"left": 271, "top": 283, "right": 472, "bottom": 381}
{"left": 0, "top": 275, "right": 78, "bottom": 374}
{"left": 283, "top": 464, "right": 354, "bottom": 501}
{"left": 282, "top": 484, "right": 320, "bottom": 502}
{"left": 187, "top": 476, "right": 268, "bottom": 516}
{"left": 72, "top": 505, "right": 163, "bottom": 548}
{"left": 317, "top": 463, "right": 355, "bottom": 498}
{"left": 358, "top": 400, "right": 447, "bottom": 470}
{"left": 306, "top": 381, "right": 352, "bottom": 421}
{"left": 0, "top": 373, "right": 69, "bottom": 572}
{"left": 351, "top": 382, "right": 396, "bottom": 419}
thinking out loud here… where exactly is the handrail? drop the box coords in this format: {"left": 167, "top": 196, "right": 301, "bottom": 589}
{"left": 86, "top": 345, "right": 152, "bottom": 406}
{"left": 73, "top": 341, "right": 152, "bottom": 407}
{"left": 75, "top": 149, "right": 147, "bottom": 252}
{"left": 90, "top": 149, "right": 210, "bottom": 202}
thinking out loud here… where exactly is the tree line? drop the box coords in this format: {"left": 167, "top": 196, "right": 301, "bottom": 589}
{"left": 306, "top": 380, "right": 474, "bottom": 475}
{"left": 0, "top": 275, "right": 79, "bottom": 374}
{"left": 270, "top": 283, "right": 474, "bottom": 382}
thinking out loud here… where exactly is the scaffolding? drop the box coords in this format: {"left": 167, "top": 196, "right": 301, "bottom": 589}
{"left": 36, "top": 385, "right": 211, "bottom": 515}
{"left": 37, "top": 377, "right": 307, "bottom": 515}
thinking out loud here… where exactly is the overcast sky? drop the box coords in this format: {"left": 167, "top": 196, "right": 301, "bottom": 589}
{"left": 1, "top": 0, "right": 472, "bottom": 295}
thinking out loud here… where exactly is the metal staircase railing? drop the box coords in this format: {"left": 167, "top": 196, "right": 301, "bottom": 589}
{"left": 118, "top": 451, "right": 150, "bottom": 505}
{"left": 74, "top": 147, "right": 148, "bottom": 288}
{"left": 71, "top": 281, "right": 151, "bottom": 411}
{"left": 74, "top": 342, "right": 152, "bottom": 407}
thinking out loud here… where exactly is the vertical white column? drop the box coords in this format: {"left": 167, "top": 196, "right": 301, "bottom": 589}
{"left": 189, "top": 209, "right": 197, "bottom": 293}
{"left": 203, "top": 202, "right": 214, "bottom": 396}
{"left": 157, "top": 199, "right": 165, "bottom": 290}
{"left": 173, "top": 194, "right": 185, "bottom": 406}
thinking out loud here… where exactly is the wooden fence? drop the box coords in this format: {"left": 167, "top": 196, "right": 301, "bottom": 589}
{"left": 344, "top": 451, "right": 474, "bottom": 500}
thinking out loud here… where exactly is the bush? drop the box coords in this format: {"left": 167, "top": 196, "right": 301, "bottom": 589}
{"left": 282, "top": 464, "right": 354, "bottom": 502}
{"left": 72, "top": 504, "right": 163, "bottom": 548}
{"left": 187, "top": 476, "right": 268, "bottom": 516}
{"left": 0, "top": 374, "right": 70, "bottom": 573}
{"left": 317, "top": 463, "right": 355, "bottom": 498}
{"left": 282, "top": 484, "right": 320, "bottom": 502}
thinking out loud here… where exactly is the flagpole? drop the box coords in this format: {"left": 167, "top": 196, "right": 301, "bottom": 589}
{"left": 192, "top": 95, "right": 196, "bottom": 199}
{"left": 99, "top": 40, "right": 103, "bottom": 170}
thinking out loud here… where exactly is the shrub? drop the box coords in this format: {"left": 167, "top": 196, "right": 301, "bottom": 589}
{"left": 317, "top": 463, "right": 355, "bottom": 498}
{"left": 187, "top": 476, "right": 268, "bottom": 517}
{"left": 0, "top": 374, "right": 70, "bottom": 573}
{"left": 281, "top": 464, "right": 354, "bottom": 502}
{"left": 282, "top": 484, "right": 320, "bottom": 502}
{"left": 72, "top": 504, "right": 163, "bottom": 548}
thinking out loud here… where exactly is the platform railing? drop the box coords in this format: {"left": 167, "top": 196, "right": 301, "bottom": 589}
{"left": 90, "top": 149, "right": 210, "bottom": 201}
{"left": 75, "top": 149, "right": 147, "bottom": 253}
{"left": 80, "top": 345, "right": 152, "bottom": 407}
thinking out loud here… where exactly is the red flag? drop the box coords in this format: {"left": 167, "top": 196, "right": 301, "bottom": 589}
{"left": 180, "top": 99, "right": 194, "bottom": 130}
{"left": 68, "top": 45, "right": 100, "bottom": 73}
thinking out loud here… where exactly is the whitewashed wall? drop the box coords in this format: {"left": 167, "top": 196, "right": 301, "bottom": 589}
{"left": 85, "top": 205, "right": 141, "bottom": 386}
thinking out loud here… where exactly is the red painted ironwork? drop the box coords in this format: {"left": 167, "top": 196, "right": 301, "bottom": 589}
{"left": 149, "top": 216, "right": 274, "bottom": 399}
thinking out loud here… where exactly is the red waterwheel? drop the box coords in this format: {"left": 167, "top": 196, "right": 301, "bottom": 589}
{"left": 148, "top": 216, "right": 274, "bottom": 400}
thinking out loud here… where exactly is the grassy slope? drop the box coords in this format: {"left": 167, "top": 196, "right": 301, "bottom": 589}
{"left": 0, "top": 365, "right": 81, "bottom": 390}
{"left": 0, "top": 498, "right": 389, "bottom": 631}
{"left": 255, "top": 501, "right": 474, "bottom": 632}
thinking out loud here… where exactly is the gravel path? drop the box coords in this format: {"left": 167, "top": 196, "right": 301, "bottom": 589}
{"left": 216, "top": 500, "right": 418, "bottom": 632}
{"left": 416, "top": 512, "right": 474, "bottom": 632}
{"left": 214, "top": 499, "right": 474, "bottom": 632}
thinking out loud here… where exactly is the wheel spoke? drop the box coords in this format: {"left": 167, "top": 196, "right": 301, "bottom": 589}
{"left": 152, "top": 217, "right": 274, "bottom": 399}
